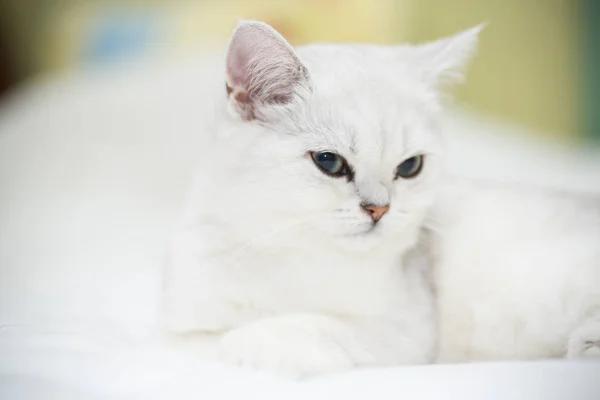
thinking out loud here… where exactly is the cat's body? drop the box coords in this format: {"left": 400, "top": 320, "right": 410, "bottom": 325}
{"left": 163, "top": 216, "right": 436, "bottom": 373}
{"left": 161, "top": 21, "right": 600, "bottom": 377}
{"left": 432, "top": 180, "right": 600, "bottom": 362}
{"left": 161, "top": 39, "right": 441, "bottom": 374}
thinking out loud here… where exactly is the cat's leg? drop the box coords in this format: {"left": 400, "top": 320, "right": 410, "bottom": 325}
{"left": 566, "top": 315, "right": 600, "bottom": 358}
{"left": 218, "top": 313, "right": 434, "bottom": 377}
{"left": 161, "top": 229, "right": 247, "bottom": 333}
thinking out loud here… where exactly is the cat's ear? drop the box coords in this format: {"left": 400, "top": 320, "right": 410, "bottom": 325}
{"left": 225, "top": 20, "right": 310, "bottom": 121}
{"left": 411, "top": 24, "right": 484, "bottom": 88}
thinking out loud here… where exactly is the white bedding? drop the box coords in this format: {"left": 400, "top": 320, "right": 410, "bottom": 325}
{"left": 1, "top": 55, "right": 599, "bottom": 399}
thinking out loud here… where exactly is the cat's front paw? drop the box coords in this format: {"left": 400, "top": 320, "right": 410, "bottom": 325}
{"left": 218, "top": 315, "right": 362, "bottom": 378}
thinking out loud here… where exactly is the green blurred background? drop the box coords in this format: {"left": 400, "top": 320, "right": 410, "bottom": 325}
{"left": 0, "top": 0, "right": 598, "bottom": 143}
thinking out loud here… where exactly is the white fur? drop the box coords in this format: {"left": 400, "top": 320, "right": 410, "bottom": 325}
{"left": 432, "top": 180, "right": 600, "bottom": 362}
{"left": 161, "top": 21, "right": 481, "bottom": 376}
{"left": 161, "top": 20, "right": 600, "bottom": 377}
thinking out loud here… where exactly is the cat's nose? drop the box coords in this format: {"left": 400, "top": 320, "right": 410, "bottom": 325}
{"left": 360, "top": 204, "right": 389, "bottom": 222}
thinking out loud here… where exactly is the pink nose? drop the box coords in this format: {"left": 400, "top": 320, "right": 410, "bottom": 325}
{"left": 361, "top": 204, "right": 389, "bottom": 222}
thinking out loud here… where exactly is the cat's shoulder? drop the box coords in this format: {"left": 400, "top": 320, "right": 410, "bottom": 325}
{"left": 433, "top": 176, "right": 600, "bottom": 226}
{"left": 443, "top": 175, "right": 599, "bottom": 204}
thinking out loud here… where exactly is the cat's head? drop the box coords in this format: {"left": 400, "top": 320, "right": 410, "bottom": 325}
{"left": 207, "top": 21, "right": 481, "bottom": 252}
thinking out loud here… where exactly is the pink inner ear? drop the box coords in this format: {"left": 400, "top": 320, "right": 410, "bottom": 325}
{"left": 226, "top": 32, "right": 255, "bottom": 90}
{"left": 225, "top": 22, "right": 306, "bottom": 109}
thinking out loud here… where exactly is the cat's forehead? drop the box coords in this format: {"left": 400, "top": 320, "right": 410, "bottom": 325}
{"left": 309, "top": 103, "right": 435, "bottom": 164}
{"left": 293, "top": 45, "right": 438, "bottom": 159}
{"left": 291, "top": 97, "right": 437, "bottom": 173}
{"left": 296, "top": 44, "right": 430, "bottom": 100}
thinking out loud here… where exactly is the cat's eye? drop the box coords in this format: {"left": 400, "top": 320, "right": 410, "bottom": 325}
{"left": 396, "top": 155, "right": 424, "bottom": 179}
{"left": 310, "top": 151, "right": 348, "bottom": 177}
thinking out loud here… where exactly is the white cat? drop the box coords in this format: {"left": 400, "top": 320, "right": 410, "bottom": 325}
{"left": 161, "top": 20, "right": 600, "bottom": 376}
{"left": 160, "top": 20, "right": 476, "bottom": 376}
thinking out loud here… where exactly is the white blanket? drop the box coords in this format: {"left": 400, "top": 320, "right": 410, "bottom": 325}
{"left": 1, "top": 55, "right": 599, "bottom": 399}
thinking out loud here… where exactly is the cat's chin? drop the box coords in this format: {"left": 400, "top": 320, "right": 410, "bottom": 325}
{"left": 328, "top": 230, "right": 388, "bottom": 252}
{"left": 321, "top": 221, "right": 422, "bottom": 254}
{"left": 310, "top": 221, "right": 402, "bottom": 252}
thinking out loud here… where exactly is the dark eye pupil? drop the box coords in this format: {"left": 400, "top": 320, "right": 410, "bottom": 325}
{"left": 396, "top": 155, "right": 423, "bottom": 178}
{"left": 400, "top": 158, "right": 415, "bottom": 171}
{"left": 311, "top": 152, "right": 346, "bottom": 176}
{"left": 317, "top": 152, "right": 335, "bottom": 166}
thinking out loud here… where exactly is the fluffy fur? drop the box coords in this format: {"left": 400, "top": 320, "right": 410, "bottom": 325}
{"left": 431, "top": 180, "right": 600, "bottom": 362}
{"left": 161, "top": 21, "right": 600, "bottom": 377}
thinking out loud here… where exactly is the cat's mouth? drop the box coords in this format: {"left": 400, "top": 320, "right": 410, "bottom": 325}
{"left": 344, "top": 223, "right": 378, "bottom": 237}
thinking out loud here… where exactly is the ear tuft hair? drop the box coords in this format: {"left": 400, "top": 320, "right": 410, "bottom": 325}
{"left": 412, "top": 24, "right": 485, "bottom": 88}
{"left": 225, "top": 21, "right": 310, "bottom": 120}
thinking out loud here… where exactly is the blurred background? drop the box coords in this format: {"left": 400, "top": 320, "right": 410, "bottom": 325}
{"left": 0, "top": 0, "right": 598, "bottom": 144}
